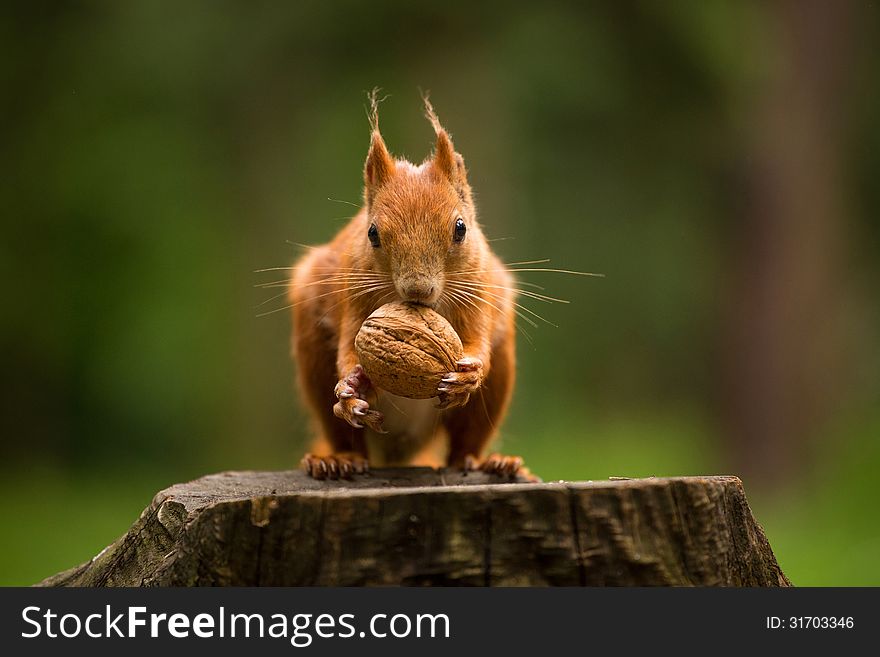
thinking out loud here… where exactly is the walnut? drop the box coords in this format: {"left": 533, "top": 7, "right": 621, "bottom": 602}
{"left": 354, "top": 302, "right": 463, "bottom": 399}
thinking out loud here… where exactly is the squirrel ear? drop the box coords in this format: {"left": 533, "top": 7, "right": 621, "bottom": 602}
{"left": 423, "top": 93, "right": 466, "bottom": 188}
{"left": 364, "top": 89, "right": 395, "bottom": 204}
{"left": 433, "top": 129, "right": 457, "bottom": 181}
{"left": 364, "top": 129, "right": 395, "bottom": 198}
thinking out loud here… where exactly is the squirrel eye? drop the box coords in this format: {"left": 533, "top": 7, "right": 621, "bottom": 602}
{"left": 368, "top": 223, "right": 380, "bottom": 248}
{"left": 453, "top": 217, "right": 467, "bottom": 243}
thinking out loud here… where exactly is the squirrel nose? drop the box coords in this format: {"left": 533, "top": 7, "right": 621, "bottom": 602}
{"left": 399, "top": 280, "right": 436, "bottom": 304}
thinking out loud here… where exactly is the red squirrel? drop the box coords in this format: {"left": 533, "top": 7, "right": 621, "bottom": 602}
{"left": 289, "top": 93, "right": 526, "bottom": 480}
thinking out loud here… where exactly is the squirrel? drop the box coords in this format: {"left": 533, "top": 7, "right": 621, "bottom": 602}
{"left": 289, "top": 92, "right": 527, "bottom": 480}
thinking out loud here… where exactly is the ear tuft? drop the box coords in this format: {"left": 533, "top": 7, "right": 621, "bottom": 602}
{"left": 364, "top": 88, "right": 395, "bottom": 202}
{"left": 422, "top": 91, "right": 457, "bottom": 181}
{"left": 421, "top": 89, "right": 443, "bottom": 135}
{"left": 367, "top": 87, "right": 387, "bottom": 133}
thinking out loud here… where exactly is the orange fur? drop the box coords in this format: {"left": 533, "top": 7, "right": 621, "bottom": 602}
{"left": 290, "top": 94, "right": 516, "bottom": 473}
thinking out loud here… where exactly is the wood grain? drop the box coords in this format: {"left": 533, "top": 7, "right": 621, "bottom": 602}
{"left": 37, "top": 469, "right": 791, "bottom": 587}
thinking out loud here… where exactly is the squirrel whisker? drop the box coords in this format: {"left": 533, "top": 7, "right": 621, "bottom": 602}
{"left": 444, "top": 288, "right": 535, "bottom": 346}
{"left": 445, "top": 279, "right": 569, "bottom": 304}
{"left": 285, "top": 241, "right": 354, "bottom": 258}
{"left": 256, "top": 281, "right": 391, "bottom": 316}
{"left": 325, "top": 197, "right": 361, "bottom": 208}
{"left": 446, "top": 284, "right": 557, "bottom": 328}
{"left": 479, "top": 267, "right": 605, "bottom": 277}
{"left": 255, "top": 273, "right": 389, "bottom": 289}
{"left": 313, "top": 283, "right": 395, "bottom": 326}
{"left": 444, "top": 286, "right": 539, "bottom": 329}
{"left": 255, "top": 265, "right": 384, "bottom": 274}
{"left": 449, "top": 259, "right": 551, "bottom": 274}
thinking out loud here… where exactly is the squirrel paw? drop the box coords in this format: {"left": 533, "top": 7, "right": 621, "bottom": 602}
{"left": 301, "top": 452, "right": 369, "bottom": 480}
{"left": 436, "top": 357, "right": 483, "bottom": 410}
{"left": 334, "top": 364, "right": 371, "bottom": 401}
{"left": 464, "top": 453, "right": 540, "bottom": 482}
{"left": 333, "top": 397, "right": 386, "bottom": 432}
{"left": 333, "top": 365, "right": 385, "bottom": 432}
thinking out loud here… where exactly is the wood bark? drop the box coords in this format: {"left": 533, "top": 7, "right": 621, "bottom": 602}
{"left": 38, "top": 470, "right": 790, "bottom": 587}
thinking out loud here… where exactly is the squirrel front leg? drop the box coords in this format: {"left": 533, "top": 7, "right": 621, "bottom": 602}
{"left": 332, "top": 321, "right": 385, "bottom": 432}
{"left": 443, "top": 330, "right": 534, "bottom": 479}
{"left": 302, "top": 321, "right": 383, "bottom": 480}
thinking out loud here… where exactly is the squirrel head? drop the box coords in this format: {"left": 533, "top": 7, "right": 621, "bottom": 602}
{"left": 357, "top": 92, "right": 485, "bottom": 308}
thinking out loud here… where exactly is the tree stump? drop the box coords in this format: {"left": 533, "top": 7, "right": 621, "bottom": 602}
{"left": 37, "top": 470, "right": 790, "bottom": 586}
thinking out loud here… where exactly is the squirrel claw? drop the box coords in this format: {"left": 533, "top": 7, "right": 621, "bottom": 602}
{"left": 455, "top": 357, "right": 481, "bottom": 372}
{"left": 435, "top": 391, "right": 470, "bottom": 410}
{"left": 464, "top": 453, "right": 540, "bottom": 482}
{"left": 301, "top": 452, "right": 369, "bottom": 480}
{"left": 333, "top": 398, "right": 385, "bottom": 432}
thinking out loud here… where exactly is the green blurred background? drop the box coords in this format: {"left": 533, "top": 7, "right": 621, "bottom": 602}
{"left": 2, "top": 1, "right": 878, "bottom": 585}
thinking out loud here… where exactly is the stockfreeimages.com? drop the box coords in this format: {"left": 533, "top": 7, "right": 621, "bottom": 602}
{"left": 22, "top": 606, "right": 450, "bottom": 646}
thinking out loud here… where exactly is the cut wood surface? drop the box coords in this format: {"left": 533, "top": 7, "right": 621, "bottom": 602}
{"left": 38, "top": 469, "right": 791, "bottom": 587}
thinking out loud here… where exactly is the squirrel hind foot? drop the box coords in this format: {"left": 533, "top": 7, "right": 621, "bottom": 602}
{"left": 464, "top": 453, "right": 540, "bottom": 482}
{"left": 301, "top": 452, "right": 369, "bottom": 480}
